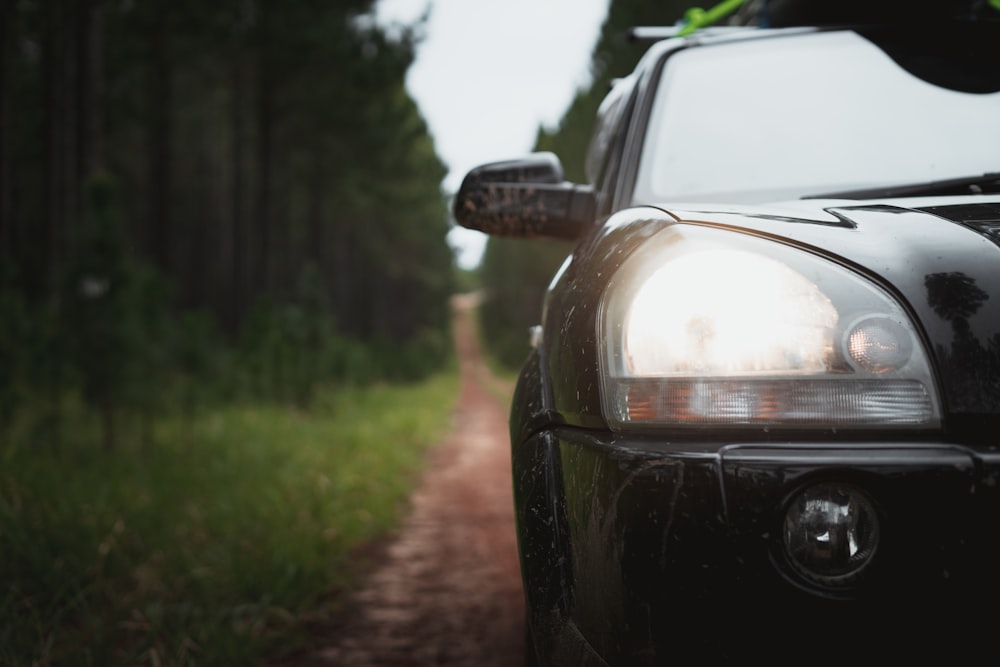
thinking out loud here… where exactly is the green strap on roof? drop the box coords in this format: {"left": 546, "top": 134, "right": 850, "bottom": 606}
{"left": 677, "top": 0, "right": 748, "bottom": 36}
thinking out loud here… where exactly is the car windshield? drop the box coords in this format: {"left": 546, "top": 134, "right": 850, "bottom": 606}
{"left": 632, "top": 29, "right": 1000, "bottom": 205}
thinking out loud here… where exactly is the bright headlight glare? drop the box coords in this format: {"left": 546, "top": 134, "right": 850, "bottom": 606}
{"left": 626, "top": 248, "right": 836, "bottom": 375}
{"left": 598, "top": 225, "right": 940, "bottom": 429}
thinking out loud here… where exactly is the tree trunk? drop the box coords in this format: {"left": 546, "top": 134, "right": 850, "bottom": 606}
{"left": 148, "top": 1, "right": 172, "bottom": 275}
{"left": 230, "top": 54, "right": 246, "bottom": 332}
{"left": 255, "top": 1, "right": 274, "bottom": 297}
{"left": 41, "top": 3, "right": 64, "bottom": 301}
{"left": 0, "top": 0, "right": 11, "bottom": 262}
{"left": 307, "top": 140, "right": 324, "bottom": 269}
{"left": 255, "top": 79, "right": 273, "bottom": 298}
{"left": 77, "top": 0, "right": 104, "bottom": 182}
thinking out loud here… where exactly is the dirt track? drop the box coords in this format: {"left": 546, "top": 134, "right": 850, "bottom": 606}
{"left": 290, "top": 295, "right": 526, "bottom": 665}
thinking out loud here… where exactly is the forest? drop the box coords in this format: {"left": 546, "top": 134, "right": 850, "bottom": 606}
{"left": 0, "top": 2, "right": 459, "bottom": 664}
{"left": 0, "top": 0, "right": 454, "bottom": 447}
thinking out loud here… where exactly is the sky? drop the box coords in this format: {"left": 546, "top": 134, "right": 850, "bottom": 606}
{"left": 374, "top": 0, "right": 611, "bottom": 269}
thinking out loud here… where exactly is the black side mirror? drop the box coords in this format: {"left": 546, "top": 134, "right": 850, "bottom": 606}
{"left": 453, "top": 152, "right": 595, "bottom": 240}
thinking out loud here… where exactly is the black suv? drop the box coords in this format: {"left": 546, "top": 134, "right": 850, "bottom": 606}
{"left": 456, "top": 7, "right": 1000, "bottom": 665}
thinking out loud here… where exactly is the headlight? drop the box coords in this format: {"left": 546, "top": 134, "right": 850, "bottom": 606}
{"left": 598, "top": 224, "right": 941, "bottom": 430}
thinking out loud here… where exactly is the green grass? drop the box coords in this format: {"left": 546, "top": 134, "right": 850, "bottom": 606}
{"left": 0, "top": 374, "right": 458, "bottom": 666}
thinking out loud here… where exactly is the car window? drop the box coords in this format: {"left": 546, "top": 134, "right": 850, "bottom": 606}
{"left": 632, "top": 30, "right": 1000, "bottom": 205}
{"left": 587, "top": 75, "right": 640, "bottom": 215}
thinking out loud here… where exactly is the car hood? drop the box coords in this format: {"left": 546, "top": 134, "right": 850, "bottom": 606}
{"left": 653, "top": 195, "right": 1000, "bottom": 419}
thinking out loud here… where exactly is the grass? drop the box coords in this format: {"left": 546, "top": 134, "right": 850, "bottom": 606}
{"left": 0, "top": 373, "right": 458, "bottom": 666}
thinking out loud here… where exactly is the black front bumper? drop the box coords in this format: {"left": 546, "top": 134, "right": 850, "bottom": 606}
{"left": 516, "top": 426, "right": 1000, "bottom": 664}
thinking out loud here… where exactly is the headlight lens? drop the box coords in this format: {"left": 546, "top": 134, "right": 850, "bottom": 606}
{"left": 598, "top": 224, "right": 940, "bottom": 430}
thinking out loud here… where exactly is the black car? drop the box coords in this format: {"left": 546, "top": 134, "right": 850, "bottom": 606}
{"left": 455, "top": 7, "right": 1000, "bottom": 665}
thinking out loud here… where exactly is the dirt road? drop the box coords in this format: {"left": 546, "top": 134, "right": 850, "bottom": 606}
{"left": 292, "top": 295, "right": 526, "bottom": 666}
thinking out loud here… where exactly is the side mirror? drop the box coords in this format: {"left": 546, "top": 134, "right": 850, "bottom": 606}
{"left": 453, "top": 152, "right": 595, "bottom": 240}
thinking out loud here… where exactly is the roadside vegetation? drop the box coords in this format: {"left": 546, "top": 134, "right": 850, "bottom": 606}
{"left": 0, "top": 374, "right": 457, "bottom": 666}
{"left": 0, "top": 2, "right": 459, "bottom": 665}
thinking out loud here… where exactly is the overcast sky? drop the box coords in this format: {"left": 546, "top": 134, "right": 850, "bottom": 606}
{"left": 375, "top": 0, "right": 611, "bottom": 268}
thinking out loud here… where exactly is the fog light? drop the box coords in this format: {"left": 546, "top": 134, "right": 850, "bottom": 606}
{"left": 783, "top": 483, "right": 880, "bottom": 586}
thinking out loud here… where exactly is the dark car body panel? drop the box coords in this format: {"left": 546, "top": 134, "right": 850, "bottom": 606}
{"left": 519, "top": 423, "right": 1000, "bottom": 662}
{"left": 512, "top": 198, "right": 1000, "bottom": 662}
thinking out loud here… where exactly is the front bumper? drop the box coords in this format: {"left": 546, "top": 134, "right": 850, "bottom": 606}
{"left": 516, "top": 426, "right": 1000, "bottom": 664}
